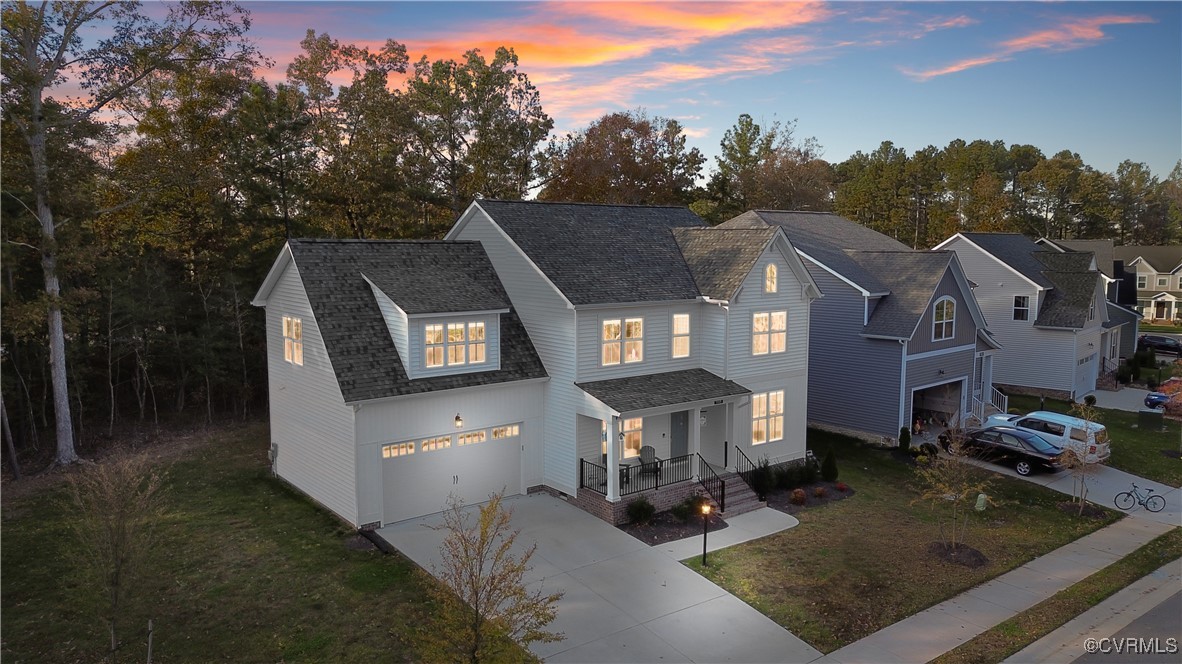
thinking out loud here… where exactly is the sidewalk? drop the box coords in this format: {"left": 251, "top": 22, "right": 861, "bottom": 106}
{"left": 813, "top": 518, "right": 1176, "bottom": 664}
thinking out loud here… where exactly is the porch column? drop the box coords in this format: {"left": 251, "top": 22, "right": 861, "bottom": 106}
{"left": 607, "top": 414, "right": 620, "bottom": 502}
{"left": 690, "top": 407, "right": 701, "bottom": 460}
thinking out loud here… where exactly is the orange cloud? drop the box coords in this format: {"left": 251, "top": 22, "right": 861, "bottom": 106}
{"left": 922, "top": 16, "right": 976, "bottom": 32}
{"left": 543, "top": 1, "right": 831, "bottom": 38}
{"left": 904, "top": 14, "right": 1154, "bottom": 81}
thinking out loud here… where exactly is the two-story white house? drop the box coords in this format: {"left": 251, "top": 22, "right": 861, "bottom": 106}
{"left": 254, "top": 200, "right": 820, "bottom": 528}
{"left": 935, "top": 233, "right": 1110, "bottom": 400}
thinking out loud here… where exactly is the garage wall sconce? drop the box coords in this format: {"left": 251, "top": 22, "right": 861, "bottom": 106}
{"left": 454, "top": 413, "right": 463, "bottom": 429}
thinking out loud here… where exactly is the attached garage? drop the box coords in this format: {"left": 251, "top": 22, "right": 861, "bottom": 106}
{"left": 1074, "top": 351, "right": 1098, "bottom": 399}
{"left": 382, "top": 424, "right": 522, "bottom": 524}
{"left": 911, "top": 380, "right": 965, "bottom": 429}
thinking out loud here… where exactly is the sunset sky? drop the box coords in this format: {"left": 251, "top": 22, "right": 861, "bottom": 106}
{"left": 245, "top": 1, "right": 1180, "bottom": 176}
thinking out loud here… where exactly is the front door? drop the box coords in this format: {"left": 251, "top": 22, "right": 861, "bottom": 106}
{"left": 670, "top": 411, "right": 688, "bottom": 458}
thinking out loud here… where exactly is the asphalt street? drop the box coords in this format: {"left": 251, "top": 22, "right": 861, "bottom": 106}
{"left": 1071, "top": 591, "right": 1182, "bottom": 664}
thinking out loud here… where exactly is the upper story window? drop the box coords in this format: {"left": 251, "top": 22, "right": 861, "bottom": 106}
{"left": 1013, "top": 296, "right": 1030, "bottom": 321}
{"left": 1177, "top": 276, "right": 1182, "bottom": 290}
{"left": 426, "top": 321, "right": 486, "bottom": 368}
{"left": 1088, "top": 297, "right": 1096, "bottom": 322}
{"left": 933, "top": 297, "right": 955, "bottom": 341}
{"left": 282, "top": 316, "right": 303, "bottom": 366}
{"left": 752, "top": 311, "right": 787, "bottom": 355}
{"left": 1158, "top": 276, "right": 1168, "bottom": 288}
{"left": 765, "top": 264, "right": 778, "bottom": 293}
{"left": 622, "top": 417, "right": 643, "bottom": 458}
{"left": 672, "top": 314, "right": 690, "bottom": 358}
{"left": 1137, "top": 275, "right": 1147, "bottom": 289}
{"left": 602, "top": 318, "right": 643, "bottom": 366}
{"left": 751, "top": 390, "right": 784, "bottom": 445}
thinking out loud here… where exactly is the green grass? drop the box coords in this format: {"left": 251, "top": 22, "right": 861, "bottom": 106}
{"left": 0, "top": 423, "right": 532, "bottom": 663}
{"left": 1139, "top": 323, "right": 1182, "bottom": 333}
{"left": 1007, "top": 394, "right": 1182, "bottom": 487}
{"left": 684, "top": 430, "right": 1121, "bottom": 654}
{"left": 932, "top": 530, "right": 1182, "bottom": 664}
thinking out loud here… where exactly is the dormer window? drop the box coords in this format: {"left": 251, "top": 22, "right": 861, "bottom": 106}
{"left": 933, "top": 297, "right": 955, "bottom": 341}
{"left": 426, "top": 320, "right": 487, "bottom": 369}
{"left": 765, "top": 264, "right": 777, "bottom": 293}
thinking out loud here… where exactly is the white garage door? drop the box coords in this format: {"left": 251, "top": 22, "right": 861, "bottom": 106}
{"left": 1074, "top": 352, "right": 1097, "bottom": 398}
{"left": 382, "top": 424, "right": 522, "bottom": 524}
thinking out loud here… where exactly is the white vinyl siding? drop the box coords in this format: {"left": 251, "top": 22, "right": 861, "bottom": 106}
{"left": 577, "top": 304, "right": 699, "bottom": 382}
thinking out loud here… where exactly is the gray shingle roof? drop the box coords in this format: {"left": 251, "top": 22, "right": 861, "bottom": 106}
{"left": 1104, "top": 301, "right": 1140, "bottom": 329}
{"left": 721, "top": 211, "right": 910, "bottom": 293}
{"left": 959, "top": 233, "right": 1055, "bottom": 288}
{"left": 576, "top": 368, "right": 750, "bottom": 413}
{"left": 1054, "top": 239, "right": 1113, "bottom": 277}
{"left": 475, "top": 200, "right": 707, "bottom": 305}
{"left": 1112, "top": 245, "right": 1182, "bottom": 274}
{"left": 853, "top": 251, "right": 955, "bottom": 338}
{"left": 286, "top": 239, "right": 546, "bottom": 403}
{"left": 672, "top": 227, "right": 779, "bottom": 299}
{"left": 358, "top": 243, "right": 509, "bottom": 314}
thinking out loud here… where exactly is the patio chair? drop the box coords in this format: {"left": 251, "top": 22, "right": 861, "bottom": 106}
{"left": 638, "top": 445, "right": 663, "bottom": 476}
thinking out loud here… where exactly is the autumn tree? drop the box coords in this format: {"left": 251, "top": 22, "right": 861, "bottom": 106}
{"left": 1, "top": 0, "right": 259, "bottom": 464}
{"left": 421, "top": 493, "right": 563, "bottom": 663}
{"left": 538, "top": 109, "right": 705, "bottom": 205}
{"left": 914, "top": 430, "right": 994, "bottom": 555}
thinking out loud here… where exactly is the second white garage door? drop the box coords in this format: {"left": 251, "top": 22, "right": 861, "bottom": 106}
{"left": 382, "top": 424, "right": 522, "bottom": 524}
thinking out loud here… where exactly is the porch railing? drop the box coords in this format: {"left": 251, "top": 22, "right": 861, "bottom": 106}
{"left": 697, "top": 454, "right": 725, "bottom": 513}
{"left": 971, "top": 397, "right": 986, "bottom": 424}
{"left": 734, "top": 445, "right": 757, "bottom": 494}
{"left": 990, "top": 386, "right": 1008, "bottom": 415}
{"left": 620, "top": 453, "right": 694, "bottom": 496}
{"left": 579, "top": 458, "right": 608, "bottom": 496}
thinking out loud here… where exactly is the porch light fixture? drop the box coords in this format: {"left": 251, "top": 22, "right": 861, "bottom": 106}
{"left": 454, "top": 413, "right": 463, "bottom": 429}
{"left": 701, "top": 503, "right": 712, "bottom": 565}
{"left": 700, "top": 413, "right": 707, "bottom": 427}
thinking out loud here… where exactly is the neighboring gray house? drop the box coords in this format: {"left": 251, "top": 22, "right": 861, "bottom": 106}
{"left": 935, "top": 233, "right": 1110, "bottom": 400}
{"left": 721, "top": 211, "right": 1001, "bottom": 441}
{"left": 255, "top": 200, "right": 821, "bottom": 527}
{"left": 1038, "top": 238, "right": 1142, "bottom": 359}
{"left": 1112, "top": 245, "right": 1182, "bottom": 322}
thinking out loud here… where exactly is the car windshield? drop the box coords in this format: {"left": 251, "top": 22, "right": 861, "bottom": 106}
{"left": 1023, "top": 434, "right": 1059, "bottom": 454}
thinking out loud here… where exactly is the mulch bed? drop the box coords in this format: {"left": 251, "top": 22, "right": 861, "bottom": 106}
{"left": 1056, "top": 501, "right": 1110, "bottom": 519}
{"left": 1161, "top": 450, "right": 1181, "bottom": 459}
{"left": 619, "top": 511, "right": 728, "bottom": 546}
{"left": 764, "top": 481, "right": 856, "bottom": 515}
{"left": 928, "top": 541, "right": 989, "bottom": 568}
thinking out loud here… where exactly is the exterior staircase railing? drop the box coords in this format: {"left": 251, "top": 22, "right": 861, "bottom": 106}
{"left": 733, "top": 445, "right": 758, "bottom": 495}
{"left": 990, "top": 386, "right": 1008, "bottom": 415}
{"left": 696, "top": 453, "right": 725, "bottom": 513}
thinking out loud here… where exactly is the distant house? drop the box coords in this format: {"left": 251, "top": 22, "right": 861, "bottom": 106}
{"left": 935, "top": 233, "right": 1110, "bottom": 400}
{"left": 721, "top": 211, "right": 1001, "bottom": 441}
{"left": 1112, "top": 245, "right": 1182, "bottom": 323}
{"left": 254, "top": 200, "right": 822, "bottom": 528}
{"left": 1039, "top": 238, "right": 1142, "bottom": 358}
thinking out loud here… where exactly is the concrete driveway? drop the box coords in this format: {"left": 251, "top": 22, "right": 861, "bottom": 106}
{"left": 377, "top": 493, "right": 822, "bottom": 663}
{"left": 1082, "top": 387, "right": 1154, "bottom": 413}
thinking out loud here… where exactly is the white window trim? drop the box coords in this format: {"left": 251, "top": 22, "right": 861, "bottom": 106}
{"left": 1157, "top": 276, "right": 1168, "bottom": 287}
{"left": 672, "top": 313, "right": 690, "bottom": 358}
{"left": 602, "top": 319, "right": 621, "bottom": 366}
{"left": 282, "top": 316, "right": 303, "bottom": 366}
{"left": 623, "top": 318, "right": 644, "bottom": 363}
{"left": 765, "top": 264, "right": 778, "bottom": 293}
{"left": 425, "top": 320, "right": 486, "bottom": 369}
{"left": 1013, "top": 295, "right": 1029, "bottom": 321}
{"left": 622, "top": 417, "right": 642, "bottom": 458}
{"left": 932, "top": 296, "right": 956, "bottom": 342}
{"left": 1137, "top": 275, "right": 1148, "bottom": 289}
{"left": 751, "top": 390, "right": 784, "bottom": 445}
{"left": 752, "top": 311, "right": 787, "bottom": 355}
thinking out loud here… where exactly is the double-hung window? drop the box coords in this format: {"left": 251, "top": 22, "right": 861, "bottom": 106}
{"left": 426, "top": 320, "right": 486, "bottom": 369}
{"left": 1157, "top": 276, "right": 1168, "bottom": 288}
{"left": 1137, "top": 275, "right": 1147, "bottom": 289}
{"left": 282, "top": 316, "right": 303, "bottom": 365}
{"left": 622, "top": 417, "right": 642, "bottom": 458}
{"left": 1013, "top": 296, "right": 1029, "bottom": 321}
{"left": 933, "top": 297, "right": 955, "bottom": 341}
{"left": 752, "top": 311, "right": 787, "bottom": 355}
{"left": 602, "top": 318, "right": 643, "bottom": 365}
{"left": 672, "top": 314, "right": 690, "bottom": 358}
{"left": 765, "top": 264, "right": 777, "bottom": 293}
{"left": 751, "top": 390, "right": 784, "bottom": 444}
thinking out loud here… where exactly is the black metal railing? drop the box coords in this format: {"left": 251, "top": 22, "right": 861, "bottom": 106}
{"left": 734, "top": 446, "right": 758, "bottom": 492}
{"left": 697, "top": 454, "right": 725, "bottom": 513}
{"left": 620, "top": 452, "right": 694, "bottom": 496}
{"left": 580, "top": 458, "right": 607, "bottom": 496}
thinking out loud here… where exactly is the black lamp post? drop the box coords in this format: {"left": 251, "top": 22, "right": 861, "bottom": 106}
{"left": 701, "top": 503, "right": 712, "bottom": 565}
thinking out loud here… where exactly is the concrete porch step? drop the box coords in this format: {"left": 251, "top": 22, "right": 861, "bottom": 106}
{"left": 716, "top": 471, "right": 766, "bottom": 518}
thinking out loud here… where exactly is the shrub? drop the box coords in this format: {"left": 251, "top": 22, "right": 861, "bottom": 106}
{"left": 670, "top": 501, "right": 691, "bottom": 523}
{"left": 835, "top": 482, "right": 849, "bottom": 493}
{"left": 750, "top": 457, "right": 774, "bottom": 500}
{"left": 1147, "top": 375, "right": 1160, "bottom": 391}
{"left": 626, "top": 497, "right": 655, "bottom": 525}
{"left": 813, "top": 486, "right": 826, "bottom": 499}
{"left": 1131, "top": 360, "right": 1141, "bottom": 381}
{"left": 1084, "top": 394, "right": 1097, "bottom": 407}
{"left": 790, "top": 488, "right": 807, "bottom": 505}
{"left": 774, "top": 464, "right": 794, "bottom": 490}
{"left": 898, "top": 427, "right": 911, "bottom": 452}
{"left": 821, "top": 448, "right": 839, "bottom": 482}
{"left": 1117, "top": 364, "right": 1133, "bottom": 384}
{"left": 799, "top": 460, "right": 818, "bottom": 485}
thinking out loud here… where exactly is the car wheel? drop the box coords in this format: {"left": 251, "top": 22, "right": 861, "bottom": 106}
{"left": 1015, "top": 460, "right": 1032, "bottom": 476}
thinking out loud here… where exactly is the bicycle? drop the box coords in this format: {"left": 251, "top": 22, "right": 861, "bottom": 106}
{"left": 1113, "top": 483, "right": 1165, "bottom": 513}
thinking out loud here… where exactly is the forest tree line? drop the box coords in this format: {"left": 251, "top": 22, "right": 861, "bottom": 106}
{"left": 3, "top": 1, "right": 1180, "bottom": 470}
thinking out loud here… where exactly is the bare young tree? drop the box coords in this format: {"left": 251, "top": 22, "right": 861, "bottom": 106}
{"left": 915, "top": 430, "right": 994, "bottom": 553}
{"left": 420, "top": 493, "right": 563, "bottom": 663}
{"left": 1064, "top": 400, "right": 1103, "bottom": 515}
{"left": 66, "top": 453, "right": 169, "bottom": 662}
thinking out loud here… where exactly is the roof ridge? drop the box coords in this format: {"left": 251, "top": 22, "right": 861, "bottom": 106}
{"left": 753, "top": 209, "right": 834, "bottom": 215}
{"left": 289, "top": 238, "right": 477, "bottom": 245}
{"left": 479, "top": 198, "right": 689, "bottom": 210}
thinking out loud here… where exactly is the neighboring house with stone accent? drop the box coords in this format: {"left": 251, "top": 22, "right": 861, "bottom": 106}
{"left": 935, "top": 233, "right": 1110, "bottom": 401}
{"left": 255, "top": 200, "right": 821, "bottom": 528}
{"left": 1112, "top": 245, "right": 1182, "bottom": 323}
{"left": 721, "top": 211, "right": 1001, "bottom": 441}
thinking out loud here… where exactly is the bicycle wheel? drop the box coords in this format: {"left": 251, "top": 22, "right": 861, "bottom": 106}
{"left": 1114, "top": 492, "right": 1136, "bottom": 510}
{"left": 1145, "top": 495, "right": 1166, "bottom": 513}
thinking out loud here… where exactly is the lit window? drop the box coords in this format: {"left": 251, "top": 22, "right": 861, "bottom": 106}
{"left": 933, "top": 297, "right": 955, "bottom": 341}
{"left": 469, "top": 322, "right": 486, "bottom": 364}
{"left": 624, "top": 318, "right": 643, "bottom": 363}
{"left": 753, "top": 311, "right": 786, "bottom": 355}
{"left": 751, "top": 390, "right": 784, "bottom": 445}
{"left": 1013, "top": 296, "right": 1029, "bottom": 321}
{"left": 622, "top": 417, "right": 642, "bottom": 458}
{"left": 282, "top": 316, "right": 303, "bottom": 366}
{"left": 458, "top": 430, "right": 486, "bottom": 446}
{"left": 425, "top": 324, "right": 444, "bottom": 368}
{"left": 1137, "top": 275, "right": 1147, "bottom": 289}
{"left": 447, "top": 323, "right": 466, "bottom": 365}
{"left": 602, "top": 319, "right": 621, "bottom": 366}
{"left": 492, "top": 424, "right": 520, "bottom": 439}
{"left": 765, "top": 264, "right": 777, "bottom": 293}
{"left": 421, "top": 436, "right": 451, "bottom": 452}
{"left": 382, "top": 442, "right": 414, "bottom": 458}
{"left": 672, "top": 313, "right": 690, "bottom": 358}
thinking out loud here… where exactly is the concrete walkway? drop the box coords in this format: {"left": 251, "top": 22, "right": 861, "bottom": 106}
{"left": 815, "top": 518, "right": 1176, "bottom": 664}
{"left": 1004, "top": 559, "right": 1182, "bottom": 663}
{"left": 1083, "top": 387, "right": 1153, "bottom": 413}
{"left": 377, "top": 494, "right": 819, "bottom": 663}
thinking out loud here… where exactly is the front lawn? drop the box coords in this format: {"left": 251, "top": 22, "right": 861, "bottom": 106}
{"left": 1, "top": 423, "right": 531, "bottom": 663}
{"left": 1007, "top": 394, "right": 1182, "bottom": 487}
{"left": 685, "top": 430, "right": 1120, "bottom": 654}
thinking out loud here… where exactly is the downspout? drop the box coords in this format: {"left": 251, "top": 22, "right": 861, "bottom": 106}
{"left": 898, "top": 339, "right": 908, "bottom": 434}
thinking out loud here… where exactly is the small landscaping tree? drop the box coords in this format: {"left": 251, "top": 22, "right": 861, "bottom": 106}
{"left": 821, "top": 448, "right": 839, "bottom": 482}
{"left": 898, "top": 427, "right": 911, "bottom": 452}
{"left": 66, "top": 453, "right": 169, "bottom": 663}
{"left": 1064, "top": 400, "right": 1103, "bottom": 516}
{"left": 422, "top": 493, "right": 563, "bottom": 663}
{"left": 912, "top": 429, "right": 993, "bottom": 555}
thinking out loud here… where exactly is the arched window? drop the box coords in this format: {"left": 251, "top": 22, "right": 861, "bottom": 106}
{"left": 764, "top": 264, "right": 777, "bottom": 293}
{"left": 933, "top": 296, "right": 955, "bottom": 341}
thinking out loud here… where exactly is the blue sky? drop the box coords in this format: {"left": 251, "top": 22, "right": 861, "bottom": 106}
{"left": 243, "top": 1, "right": 1181, "bottom": 176}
